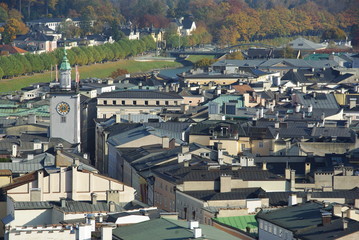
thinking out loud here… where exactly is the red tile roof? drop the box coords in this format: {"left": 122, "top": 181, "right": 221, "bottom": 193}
{"left": 232, "top": 84, "right": 254, "bottom": 94}
{"left": 0, "top": 44, "right": 28, "bottom": 55}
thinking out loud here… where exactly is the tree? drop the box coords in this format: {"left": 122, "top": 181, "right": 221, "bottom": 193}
{"left": 0, "top": 66, "right": 3, "bottom": 79}
{"left": 321, "top": 27, "right": 347, "bottom": 41}
{"left": 226, "top": 51, "right": 244, "bottom": 60}
{"left": 109, "top": 68, "right": 129, "bottom": 78}
{"left": 194, "top": 58, "right": 216, "bottom": 68}
{"left": 1, "top": 18, "right": 28, "bottom": 44}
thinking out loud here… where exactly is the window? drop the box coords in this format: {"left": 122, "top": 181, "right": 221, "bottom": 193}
{"left": 61, "top": 116, "right": 66, "bottom": 123}
{"left": 122, "top": 100, "right": 125, "bottom": 105}
{"left": 165, "top": 101, "right": 169, "bottom": 105}
{"left": 133, "top": 101, "right": 137, "bottom": 105}
{"left": 298, "top": 43, "right": 303, "bottom": 46}
{"left": 174, "top": 101, "right": 178, "bottom": 105}
{"left": 145, "top": 101, "right": 148, "bottom": 105}
{"left": 259, "top": 142, "right": 264, "bottom": 148}
{"left": 156, "top": 101, "right": 160, "bottom": 105}
{"left": 103, "top": 100, "right": 107, "bottom": 105}
{"left": 241, "top": 144, "right": 246, "bottom": 151}
{"left": 112, "top": 100, "right": 116, "bottom": 105}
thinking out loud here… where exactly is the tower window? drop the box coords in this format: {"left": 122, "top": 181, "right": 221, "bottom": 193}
{"left": 61, "top": 116, "right": 66, "bottom": 123}
{"left": 156, "top": 101, "right": 160, "bottom": 105}
{"left": 103, "top": 100, "right": 107, "bottom": 105}
{"left": 122, "top": 100, "right": 125, "bottom": 105}
{"left": 165, "top": 101, "right": 169, "bottom": 105}
{"left": 133, "top": 101, "right": 137, "bottom": 105}
{"left": 112, "top": 100, "right": 116, "bottom": 105}
{"left": 145, "top": 101, "right": 148, "bottom": 105}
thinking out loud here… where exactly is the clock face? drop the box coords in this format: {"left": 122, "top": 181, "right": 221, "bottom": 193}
{"left": 56, "top": 102, "right": 70, "bottom": 115}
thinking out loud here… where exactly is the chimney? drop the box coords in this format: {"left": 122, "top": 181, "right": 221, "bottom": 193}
{"left": 106, "top": 190, "right": 120, "bottom": 204}
{"left": 86, "top": 214, "right": 96, "bottom": 232}
{"left": 349, "top": 98, "right": 356, "bottom": 109}
{"left": 181, "top": 104, "right": 189, "bottom": 113}
{"left": 182, "top": 145, "right": 189, "bottom": 154}
{"left": 193, "top": 227, "right": 202, "bottom": 238}
{"left": 285, "top": 168, "right": 291, "bottom": 180}
{"left": 290, "top": 170, "right": 296, "bottom": 191}
{"left": 60, "top": 198, "right": 66, "bottom": 208}
{"left": 101, "top": 223, "right": 115, "bottom": 240}
{"left": 109, "top": 201, "right": 115, "bottom": 212}
{"left": 288, "top": 193, "right": 297, "bottom": 206}
{"left": 308, "top": 104, "right": 313, "bottom": 113}
{"left": 11, "top": 144, "right": 17, "bottom": 157}
{"left": 162, "top": 136, "right": 170, "bottom": 149}
{"left": 78, "top": 224, "right": 92, "bottom": 240}
{"left": 98, "top": 214, "right": 103, "bottom": 223}
{"left": 220, "top": 174, "right": 231, "bottom": 193}
{"left": 188, "top": 220, "right": 199, "bottom": 229}
{"left": 343, "top": 219, "right": 348, "bottom": 230}
{"left": 91, "top": 193, "right": 97, "bottom": 205}
{"left": 262, "top": 162, "right": 267, "bottom": 171}
{"left": 259, "top": 107, "right": 264, "bottom": 118}
{"left": 305, "top": 162, "right": 311, "bottom": 175}
{"left": 322, "top": 212, "right": 332, "bottom": 226}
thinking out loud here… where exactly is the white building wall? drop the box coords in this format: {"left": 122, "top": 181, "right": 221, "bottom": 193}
{"left": 258, "top": 219, "right": 294, "bottom": 240}
{"left": 7, "top": 226, "right": 76, "bottom": 240}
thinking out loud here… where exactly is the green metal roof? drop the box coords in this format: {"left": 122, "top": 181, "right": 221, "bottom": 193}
{"left": 0, "top": 105, "right": 49, "bottom": 117}
{"left": 214, "top": 215, "right": 257, "bottom": 231}
{"left": 206, "top": 94, "right": 244, "bottom": 108}
{"left": 60, "top": 48, "right": 71, "bottom": 70}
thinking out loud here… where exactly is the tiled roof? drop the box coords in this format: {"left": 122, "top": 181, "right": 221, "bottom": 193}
{"left": 0, "top": 44, "right": 27, "bottom": 54}
{"left": 98, "top": 90, "right": 183, "bottom": 99}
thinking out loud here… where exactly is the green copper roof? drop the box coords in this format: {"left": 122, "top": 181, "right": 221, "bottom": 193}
{"left": 60, "top": 48, "right": 71, "bottom": 70}
{"left": 214, "top": 215, "right": 258, "bottom": 232}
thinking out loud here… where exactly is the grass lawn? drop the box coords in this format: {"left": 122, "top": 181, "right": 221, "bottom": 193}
{"left": 186, "top": 55, "right": 215, "bottom": 63}
{"left": 0, "top": 60, "right": 183, "bottom": 93}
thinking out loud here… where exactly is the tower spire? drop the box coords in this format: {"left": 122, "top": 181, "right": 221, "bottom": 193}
{"left": 59, "top": 48, "right": 72, "bottom": 90}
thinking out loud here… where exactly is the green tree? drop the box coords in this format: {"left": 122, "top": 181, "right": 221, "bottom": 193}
{"left": 0, "top": 66, "right": 4, "bottom": 79}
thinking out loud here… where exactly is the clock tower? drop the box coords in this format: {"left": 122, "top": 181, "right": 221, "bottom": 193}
{"left": 49, "top": 49, "right": 81, "bottom": 145}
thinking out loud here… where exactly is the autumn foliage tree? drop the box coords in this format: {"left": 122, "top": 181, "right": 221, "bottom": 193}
{"left": 110, "top": 68, "right": 129, "bottom": 79}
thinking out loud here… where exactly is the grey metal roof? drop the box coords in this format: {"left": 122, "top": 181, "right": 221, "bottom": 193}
{"left": 0, "top": 153, "right": 55, "bottom": 174}
{"left": 57, "top": 200, "right": 125, "bottom": 213}
{"left": 183, "top": 188, "right": 266, "bottom": 201}
{"left": 296, "top": 218, "right": 359, "bottom": 240}
{"left": 295, "top": 93, "right": 339, "bottom": 109}
{"left": 98, "top": 90, "right": 183, "bottom": 99}
{"left": 311, "top": 127, "right": 353, "bottom": 138}
{"left": 256, "top": 201, "right": 328, "bottom": 232}
{"left": 212, "top": 59, "right": 338, "bottom": 69}
{"left": 14, "top": 201, "right": 53, "bottom": 210}
{"left": 107, "top": 124, "right": 186, "bottom": 147}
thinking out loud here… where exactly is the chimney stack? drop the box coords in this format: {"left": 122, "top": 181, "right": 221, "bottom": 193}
{"left": 321, "top": 212, "right": 332, "bottom": 226}
{"left": 162, "top": 136, "right": 170, "bottom": 149}
{"left": 91, "top": 193, "right": 97, "bottom": 205}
